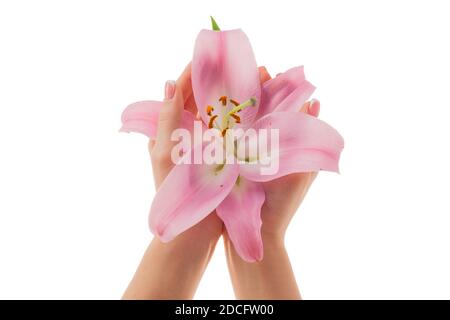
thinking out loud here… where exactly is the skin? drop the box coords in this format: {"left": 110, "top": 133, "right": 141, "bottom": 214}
{"left": 122, "top": 64, "right": 320, "bottom": 300}
{"left": 224, "top": 67, "right": 320, "bottom": 299}
{"left": 123, "top": 65, "right": 222, "bottom": 299}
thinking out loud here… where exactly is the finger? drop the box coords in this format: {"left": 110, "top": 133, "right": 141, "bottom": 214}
{"left": 177, "top": 63, "right": 192, "bottom": 102}
{"left": 258, "top": 66, "right": 271, "bottom": 83}
{"left": 148, "top": 139, "right": 156, "bottom": 152}
{"left": 178, "top": 63, "right": 198, "bottom": 114}
{"left": 308, "top": 99, "right": 320, "bottom": 117}
{"left": 155, "top": 80, "right": 184, "bottom": 149}
{"left": 149, "top": 65, "right": 192, "bottom": 154}
{"left": 300, "top": 99, "right": 320, "bottom": 117}
{"left": 300, "top": 100, "right": 321, "bottom": 180}
{"left": 185, "top": 92, "right": 197, "bottom": 114}
{"left": 300, "top": 101, "right": 309, "bottom": 113}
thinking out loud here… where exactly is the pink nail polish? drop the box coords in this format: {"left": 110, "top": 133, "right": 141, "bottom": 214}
{"left": 309, "top": 99, "right": 320, "bottom": 117}
{"left": 164, "top": 80, "right": 176, "bottom": 100}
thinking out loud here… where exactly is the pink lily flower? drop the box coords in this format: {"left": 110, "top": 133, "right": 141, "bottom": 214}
{"left": 120, "top": 26, "right": 344, "bottom": 262}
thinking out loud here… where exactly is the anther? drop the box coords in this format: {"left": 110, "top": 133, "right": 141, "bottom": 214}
{"left": 230, "top": 114, "right": 241, "bottom": 123}
{"left": 222, "top": 97, "right": 257, "bottom": 127}
{"left": 208, "top": 115, "right": 218, "bottom": 129}
{"left": 230, "top": 99, "right": 240, "bottom": 107}
{"left": 206, "top": 105, "right": 214, "bottom": 116}
{"left": 221, "top": 128, "right": 228, "bottom": 137}
{"left": 219, "top": 96, "right": 227, "bottom": 106}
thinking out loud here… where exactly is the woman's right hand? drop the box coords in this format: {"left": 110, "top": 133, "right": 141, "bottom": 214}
{"left": 260, "top": 98, "right": 321, "bottom": 243}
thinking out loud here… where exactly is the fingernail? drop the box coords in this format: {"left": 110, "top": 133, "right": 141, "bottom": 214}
{"left": 164, "top": 80, "right": 176, "bottom": 100}
{"left": 308, "top": 99, "right": 320, "bottom": 117}
{"left": 259, "top": 66, "right": 269, "bottom": 75}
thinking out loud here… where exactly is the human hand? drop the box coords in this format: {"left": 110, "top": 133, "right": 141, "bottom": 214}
{"left": 151, "top": 63, "right": 320, "bottom": 251}
{"left": 221, "top": 67, "right": 320, "bottom": 300}
{"left": 123, "top": 64, "right": 223, "bottom": 299}
{"left": 249, "top": 66, "right": 320, "bottom": 243}
{"left": 149, "top": 63, "right": 223, "bottom": 244}
{"left": 260, "top": 100, "right": 321, "bottom": 242}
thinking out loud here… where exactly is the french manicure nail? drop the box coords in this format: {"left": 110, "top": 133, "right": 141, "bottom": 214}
{"left": 164, "top": 80, "right": 176, "bottom": 100}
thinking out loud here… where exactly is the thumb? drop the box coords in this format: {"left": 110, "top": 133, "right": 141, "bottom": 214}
{"left": 155, "top": 80, "right": 184, "bottom": 149}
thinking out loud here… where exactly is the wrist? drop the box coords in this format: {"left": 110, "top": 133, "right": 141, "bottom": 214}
{"left": 222, "top": 226, "right": 286, "bottom": 257}
{"left": 261, "top": 229, "right": 285, "bottom": 251}
{"left": 156, "top": 230, "right": 219, "bottom": 264}
{"left": 169, "top": 212, "right": 222, "bottom": 250}
{"left": 260, "top": 215, "right": 286, "bottom": 249}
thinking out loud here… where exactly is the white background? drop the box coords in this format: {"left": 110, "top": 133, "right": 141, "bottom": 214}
{"left": 1, "top": 0, "right": 449, "bottom": 299}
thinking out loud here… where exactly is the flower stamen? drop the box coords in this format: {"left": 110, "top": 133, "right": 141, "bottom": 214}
{"left": 208, "top": 115, "right": 218, "bottom": 129}
{"left": 230, "top": 113, "right": 241, "bottom": 124}
{"left": 219, "top": 96, "right": 227, "bottom": 106}
{"left": 206, "top": 105, "right": 214, "bottom": 116}
{"left": 230, "top": 99, "right": 240, "bottom": 107}
{"left": 207, "top": 97, "right": 256, "bottom": 131}
{"left": 221, "top": 128, "right": 228, "bottom": 137}
{"left": 222, "top": 97, "right": 256, "bottom": 127}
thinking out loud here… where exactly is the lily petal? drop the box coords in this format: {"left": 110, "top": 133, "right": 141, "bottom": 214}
{"left": 192, "top": 29, "right": 260, "bottom": 127}
{"left": 272, "top": 81, "right": 315, "bottom": 113}
{"left": 256, "top": 66, "right": 315, "bottom": 119}
{"left": 150, "top": 143, "right": 240, "bottom": 242}
{"left": 217, "top": 177, "right": 265, "bottom": 262}
{"left": 120, "top": 100, "right": 197, "bottom": 138}
{"left": 239, "top": 112, "right": 344, "bottom": 182}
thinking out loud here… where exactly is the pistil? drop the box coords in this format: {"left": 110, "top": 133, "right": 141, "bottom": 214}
{"left": 228, "top": 98, "right": 256, "bottom": 114}
{"left": 222, "top": 97, "right": 256, "bottom": 128}
{"left": 205, "top": 96, "right": 257, "bottom": 133}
